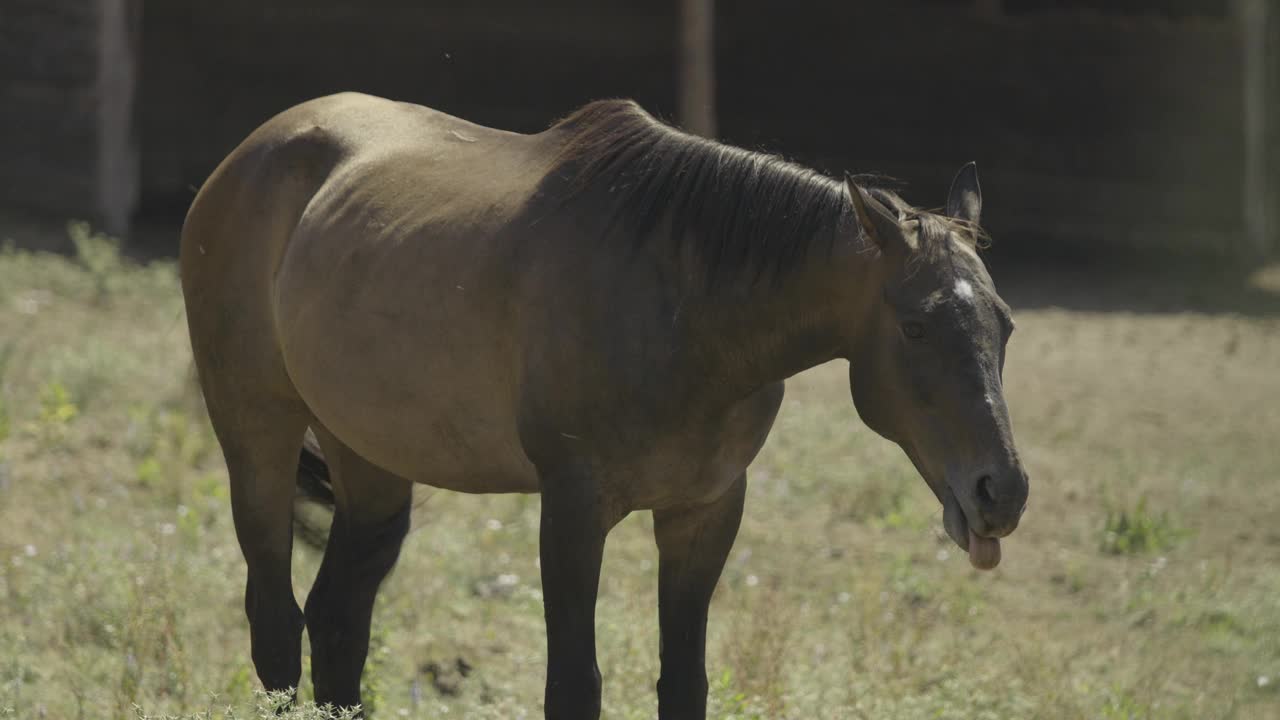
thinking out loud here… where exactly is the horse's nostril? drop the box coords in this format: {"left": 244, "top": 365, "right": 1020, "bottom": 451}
{"left": 977, "top": 475, "right": 997, "bottom": 506}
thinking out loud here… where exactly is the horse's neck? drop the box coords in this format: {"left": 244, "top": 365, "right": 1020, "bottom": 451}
{"left": 681, "top": 251, "right": 867, "bottom": 400}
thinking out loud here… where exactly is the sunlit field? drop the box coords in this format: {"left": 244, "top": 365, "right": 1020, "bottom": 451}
{"left": 1, "top": 225, "right": 1278, "bottom": 719}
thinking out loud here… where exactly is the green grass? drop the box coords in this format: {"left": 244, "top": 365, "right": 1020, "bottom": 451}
{"left": 1100, "top": 497, "right": 1185, "bottom": 556}
{"left": 1, "top": 226, "right": 1279, "bottom": 718}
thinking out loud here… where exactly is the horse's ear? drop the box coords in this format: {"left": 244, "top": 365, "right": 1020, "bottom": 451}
{"left": 845, "top": 176, "right": 910, "bottom": 255}
{"left": 945, "top": 162, "right": 983, "bottom": 224}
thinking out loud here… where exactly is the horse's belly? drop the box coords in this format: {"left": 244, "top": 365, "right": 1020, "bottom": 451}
{"left": 297, "top": 364, "right": 539, "bottom": 493}
{"left": 276, "top": 280, "right": 537, "bottom": 492}
{"left": 344, "top": 412, "right": 538, "bottom": 494}
{"left": 292, "top": 369, "right": 539, "bottom": 493}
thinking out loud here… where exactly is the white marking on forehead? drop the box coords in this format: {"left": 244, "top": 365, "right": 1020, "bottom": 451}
{"left": 954, "top": 278, "right": 975, "bottom": 301}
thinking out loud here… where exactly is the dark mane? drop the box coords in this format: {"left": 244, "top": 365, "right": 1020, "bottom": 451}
{"left": 547, "top": 99, "right": 979, "bottom": 283}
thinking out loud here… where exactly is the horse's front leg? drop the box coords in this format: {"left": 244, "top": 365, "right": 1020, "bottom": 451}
{"left": 538, "top": 465, "right": 620, "bottom": 720}
{"left": 652, "top": 474, "right": 747, "bottom": 720}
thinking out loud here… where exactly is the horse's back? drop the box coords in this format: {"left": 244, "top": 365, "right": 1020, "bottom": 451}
{"left": 183, "top": 91, "right": 552, "bottom": 280}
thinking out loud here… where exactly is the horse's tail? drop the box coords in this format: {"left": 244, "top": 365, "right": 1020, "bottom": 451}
{"left": 293, "top": 430, "right": 335, "bottom": 548}
{"left": 296, "top": 430, "right": 334, "bottom": 506}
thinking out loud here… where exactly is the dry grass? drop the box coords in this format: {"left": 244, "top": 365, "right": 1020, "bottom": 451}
{"left": 1, "top": 227, "right": 1278, "bottom": 718}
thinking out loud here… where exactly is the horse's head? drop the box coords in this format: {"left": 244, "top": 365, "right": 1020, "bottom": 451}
{"left": 843, "top": 164, "right": 1026, "bottom": 570}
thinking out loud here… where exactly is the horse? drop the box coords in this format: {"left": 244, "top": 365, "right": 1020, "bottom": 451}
{"left": 180, "top": 92, "right": 1028, "bottom": 719}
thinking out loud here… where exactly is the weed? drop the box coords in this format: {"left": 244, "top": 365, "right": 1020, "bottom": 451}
{"left": 1100, "top": 685, "right": 1155, "bottom": 720}
{"left": 38, "top": 382, "right": 78, "bottom": 426}
{"left": 132, "top": 691, "right": 361, "bottom": 719}
{"left": 34, "top": 380, "right": 78, "bottom": 446}
{"left": 0, "top": 395, "right": 10, "bottom": 449}
{"left": 68, "top": 221, "right": 123, "bottom": 304}
{"left": 1101, "top": 497, "right": 1185, "bottom": 555}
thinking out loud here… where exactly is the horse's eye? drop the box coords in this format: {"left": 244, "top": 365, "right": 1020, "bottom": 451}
{"left": 902, "top": 321, "right": 925, "bottom": 339}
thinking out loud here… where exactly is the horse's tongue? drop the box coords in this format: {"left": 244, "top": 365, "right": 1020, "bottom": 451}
{"left": 968, "top": 532, "right": 1001, "bottom": 570}
{"left": 943, "top": 493, "right": 1002, "bottom": 569}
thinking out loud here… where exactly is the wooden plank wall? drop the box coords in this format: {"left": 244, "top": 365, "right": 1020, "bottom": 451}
{"left": 0, "top": 0, "right": 103, "bottom": 218}
{"left": 716, "top": 3, "right": 1245, "bottom": 255}
{"left": 0, "top": 0, "right": 138, "bottom": 234}
{"left": 138, "top": 0, "right": 678, "bottom": 211}
{"left": 4, "top": 1, "right": 1266, "bottom": 256}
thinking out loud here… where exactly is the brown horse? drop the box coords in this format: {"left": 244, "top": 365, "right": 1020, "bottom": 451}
{"left": 180, "top": 92, "right": 1027, "bottom": 719}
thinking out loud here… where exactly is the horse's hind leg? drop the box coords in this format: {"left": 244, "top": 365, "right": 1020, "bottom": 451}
{"left": 205, "top": 393, "right": 311, "bottom": 696}
{"left": 305, "top": 428, "right": 412, "bottom": 711}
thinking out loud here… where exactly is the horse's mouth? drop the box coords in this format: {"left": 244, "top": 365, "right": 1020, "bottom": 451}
{"left": 902, "top": 445, "right": 1004, "bottom": 571}
{"left": 942, "top": 488, "right": 1001, "bottom": 570}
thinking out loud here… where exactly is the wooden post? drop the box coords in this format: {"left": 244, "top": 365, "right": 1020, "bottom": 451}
{"left": 1239, "top": 0, "right": 1271, "bottom": 255}
{"left": 96, "top": 0, "right": 140, "bottom": 236}
{"left": 678, "top": 0, "right": 716, "bottom": 138}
